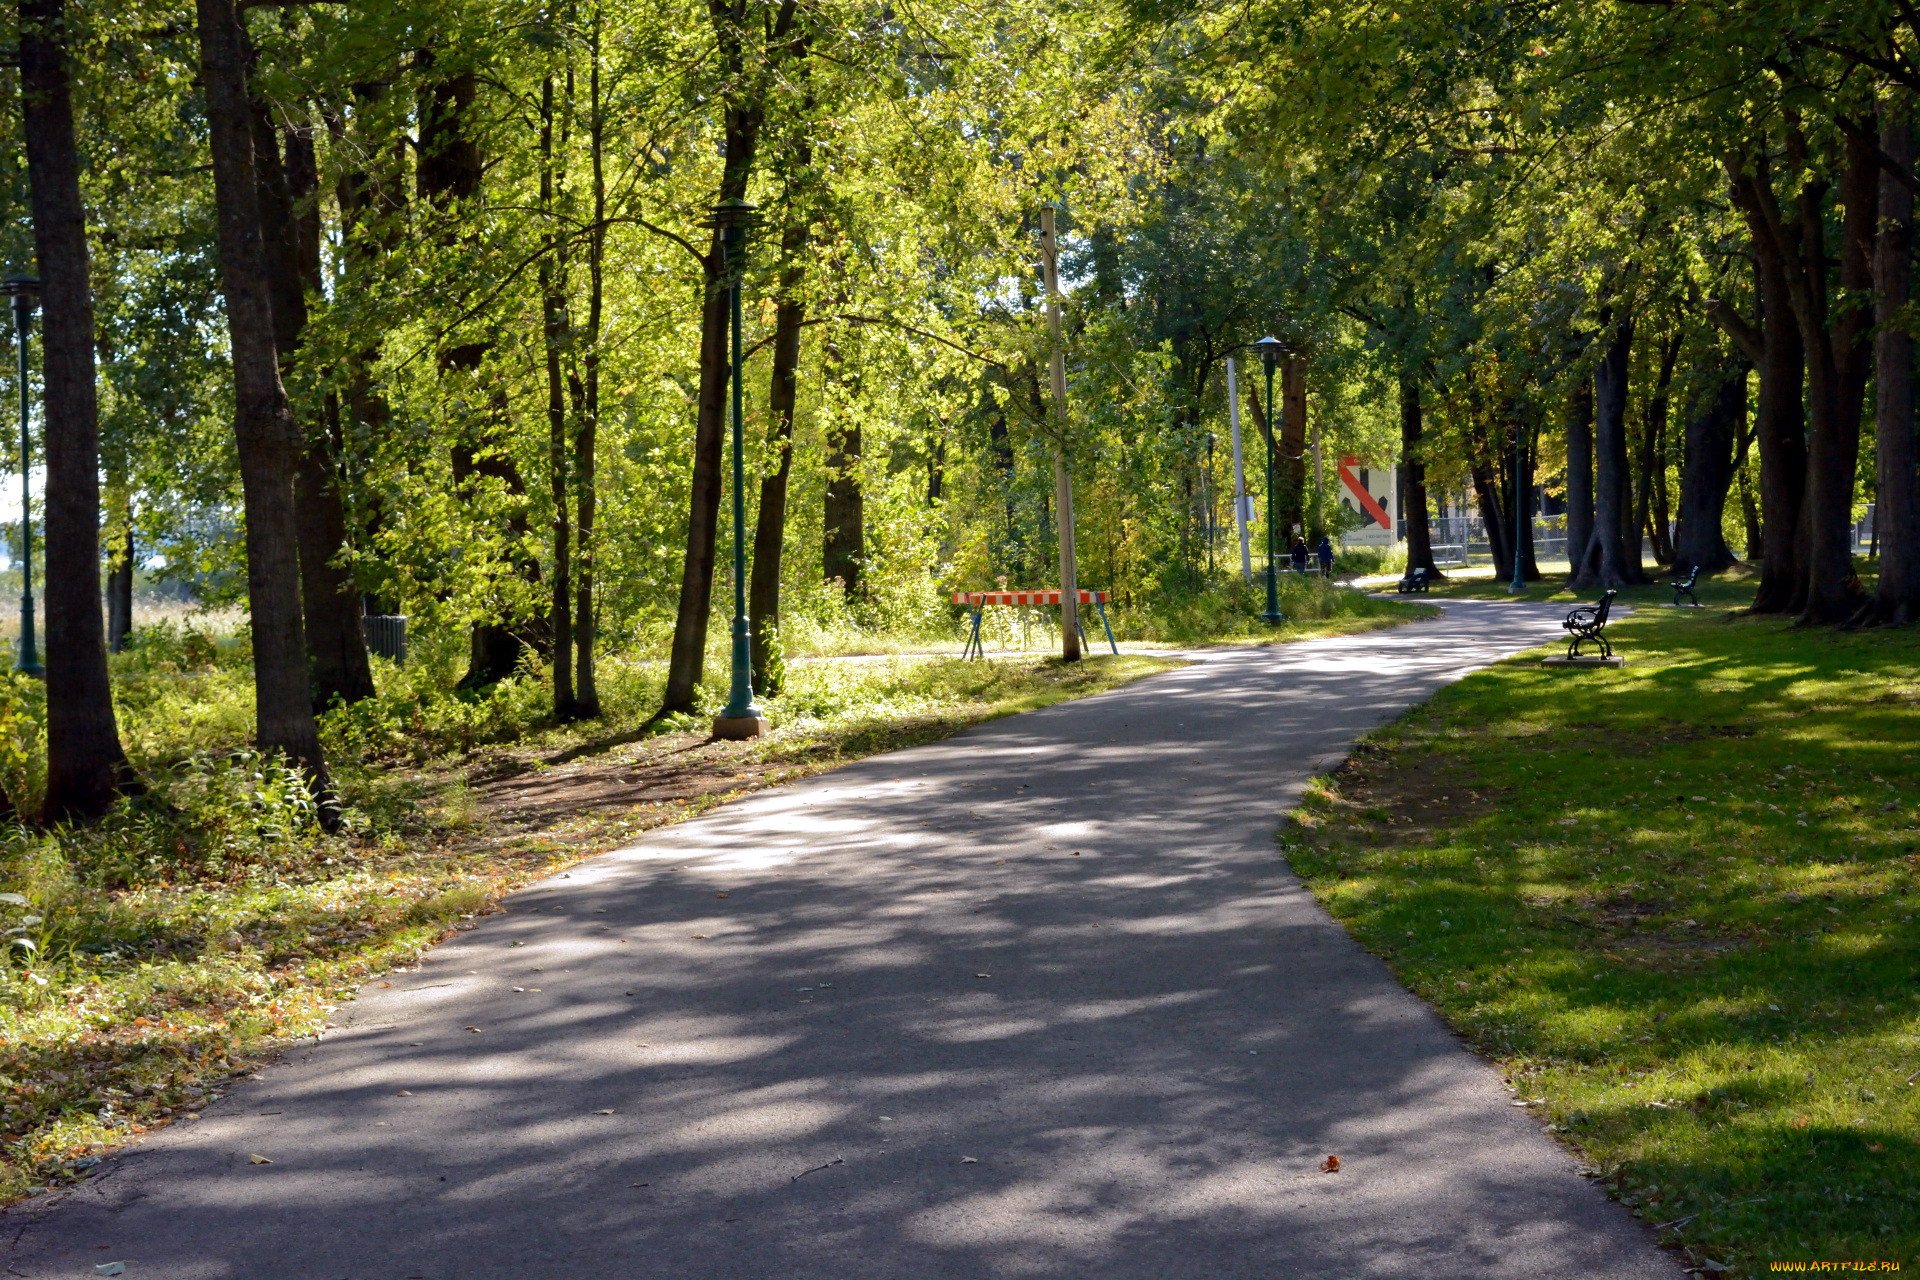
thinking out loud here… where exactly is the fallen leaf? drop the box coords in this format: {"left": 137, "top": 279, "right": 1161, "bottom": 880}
{"left": 249, "top": 1154, "right": 273, "bottom": 1165}
{"left": 691, "top": 934, "right": 710, "bottom": 940}
{"left": 960, "top": 1156, "right": 979, "bottom": 1164}
{"left": 1320, "top": 1155, "right": 1341, "bottom": 1173}
{"left": 716, "top": 892, "right": 731, "bottom": 899}
{"left": 595, "top": 1109, "right": 616, "bottom": 1115}
{"left": 1791, "top": 1115, "right": 1810, "bottom": 1129}
{"left": 975, "top": 973, "right": 991, "bottom": 979}
{"left": 464, "top": 1026, "right": 483, "bottom": 1033}
{"left": 95, "top": 1265, "right": 126, "bottom": 1277}
{"left": 396, "top": 1090, "right": 413, "bottom": 1097}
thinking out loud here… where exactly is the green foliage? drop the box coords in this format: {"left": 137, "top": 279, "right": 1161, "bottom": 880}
{"left": 0, "top": 675, "right": 47, "bottom": 819}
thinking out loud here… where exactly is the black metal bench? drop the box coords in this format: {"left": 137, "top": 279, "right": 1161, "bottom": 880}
{"left": 1396, "top": 567, "right": 1430, "bottom": 594}
{"left": 1670, "top": 564, "right": 1700, "bottom": 607}
{"left": 1562, "top": 590, "right": 1618, "bottom": 659}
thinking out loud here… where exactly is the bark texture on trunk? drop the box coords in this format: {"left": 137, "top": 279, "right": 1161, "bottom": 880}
{"left": 748, "top": 220, "right": 808, "bottom": 693}
{"left": 1279, "top": 356, "right": 1308, "bottom": 539}
{"left": 1572, "top": 308, "right": 1640, "bottom": 590}
{"left": 22, "top": 0, "right": 135, "bottom": 822}
{"left": 1564, "top": 377, "right": 1594, "bottom": 581}
{"left": 822, "top": 340, "right": 864, "bottom": 595}
{"left": 1673, "top": 361, "right": 1745, "bottom": 576}
{"left": 107, "top": 518, "right": 134, "bottom": 653}
{"left": 661, "top": 0, "right": 798, "bottom": 715}
{"left": 1721, "top": 153, "right": 1808, "bottom": 613}
{"left": 195, "top": 0, "right": 330, "bottom": 793}
{"left": 539, "top": 70, "right": 575, "bottom": 719}
{"left": 1870, "top": 102, "right": 1920, "bottom": 624}
{"left": 252, "top": 100, "right": 375, "bottom": 710}
{"left": 1791, "top": 130, "right": 1878, "bottom": 623}
{"left": 1397, "top": 377, "right": 1442, "bottom": 578}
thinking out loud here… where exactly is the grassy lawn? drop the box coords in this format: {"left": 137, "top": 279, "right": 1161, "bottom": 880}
{"left": 1285, "top": 576, "right": 1920, "bottom": 1277}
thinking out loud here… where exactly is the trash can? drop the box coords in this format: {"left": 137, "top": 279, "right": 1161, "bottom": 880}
{"left": 363, "top": 614, "right": 408, "bottom": 663}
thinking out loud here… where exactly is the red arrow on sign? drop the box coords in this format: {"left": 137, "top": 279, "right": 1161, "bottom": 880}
{"left": 1338, "top": 456, "right": 1392, "bottom": 530}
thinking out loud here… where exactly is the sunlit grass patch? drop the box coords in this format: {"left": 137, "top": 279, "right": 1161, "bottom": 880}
{"left": 1285, "top": 595, "right": 1920, "bottom": 1277}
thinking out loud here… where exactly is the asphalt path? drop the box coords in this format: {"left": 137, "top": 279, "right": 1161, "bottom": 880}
{"left": 5, "top": 599, "right": 1678, "bottom": 1279}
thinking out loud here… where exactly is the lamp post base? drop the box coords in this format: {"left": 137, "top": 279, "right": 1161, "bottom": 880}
{"left": 712, "top": 714, "right": 771, "bottom": 741}
{"left": 1261, "top": 611, "right": 1284, "bottom": 626}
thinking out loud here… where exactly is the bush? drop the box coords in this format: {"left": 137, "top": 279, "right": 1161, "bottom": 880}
{"left": 0, "top": 674, "right": 46, "bottom": 818}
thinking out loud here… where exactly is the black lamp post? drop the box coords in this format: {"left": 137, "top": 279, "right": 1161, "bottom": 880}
{"left": 709, "top": 200, "right": 767, "bottom": 739}
{"left": 5, "top": 276, "right": 40, "bottom": 677}
{"left": 1254, "top": 335, "right": 1287, "bottom": 624}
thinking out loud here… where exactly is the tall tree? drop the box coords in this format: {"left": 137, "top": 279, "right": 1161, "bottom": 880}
{"left": 1572, "top": 305, "right": 1642, "bottom": 590}
{"left": 20, "top": 0, "right": 136, "bottom": 821}
{"left": 249, "top": 87, "right": 375, "bottom": 710}
{"left": 193, "top": 0, "right": 331, "bottom": 796}
{"left": 661, "top": 0, "right": 802, "bottom": 715}
{"left": 1868, "top": 99, "right": 1920, "bottom": 624}
{"left": 1397, "top": 377, "right": 1443, "bottom": 578}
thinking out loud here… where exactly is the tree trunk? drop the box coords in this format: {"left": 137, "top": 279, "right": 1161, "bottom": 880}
{"left": 194, "top": 0, "right": 330, "bottom": 795}
{"left": 1572, "top": 307, "right": 1640, "bottom": 590}
{"left": 1737, "top": 458, "right": 1762, "bottom": 560}
{"left": 822, "top": 336, "right": 865, "bottom": 594}
{"left": 1564, "top": 377, "right": 1594, "bottom": 580}
{"left": 1869, "top": 100, "right": 1920, "bottom": 624}
{"left": 1280, "top": 355, "right": 1308, "bottom": 539}
{"left": 1673, "top": 361, "right": 1745, "bottom": 576}
{"left": 1637, "top": 330, "right": 1680, "bottom": 567}
{"left": 21, "top": 0, "right": 136, "bottom": 822}
{"left": 1470, "top": 451, "right": 1511, "bottom": 582}
{"left": 539, "top": 68, "right": 575, "bottom": 719}
{"left": 252, "top": 101, "right": 375, "bottom": 710}
{"left": 661, "top": 0, "right": 798, "bottom": 715}
{"left": 1398, "top": 376, "right": 1442, "bottom": 577}
{"left": 748, "top": 219, "right": 807, "bottom": 693}
{"left": 1794, "top": 129, "right": 1878, "bottom": 623}
{"left": 572, "top": 7, "right": 605, "bottom": 718}
{"left": 107, "top": 516, "right": 133, "bottom": 653}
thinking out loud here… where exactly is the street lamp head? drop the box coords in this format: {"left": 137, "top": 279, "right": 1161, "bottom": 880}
{"left": 707, "top": 198, "right": 758, "bottom": 247}
{"left": 4, "top": 277, "right": 39, "bottom": 324}
{"left": 1254, "top": 334, "right": 1287, "bottom": 375}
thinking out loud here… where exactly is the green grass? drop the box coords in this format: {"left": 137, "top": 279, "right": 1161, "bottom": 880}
{"left": 1285, "top": 582, "right": 1920, "bottom": 1277}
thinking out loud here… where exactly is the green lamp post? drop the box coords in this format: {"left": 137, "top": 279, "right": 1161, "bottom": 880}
{"left": 1254, "top": 335, "right": 1287, "bottom": 625}
{"left": 5, "top": 276, "right": 40, "bottom": 677}
{"left": 710, "top": 200, "right": 768, "bottom": 740}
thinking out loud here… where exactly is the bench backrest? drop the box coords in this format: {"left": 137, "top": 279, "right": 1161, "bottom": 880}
{"left": 1684, "top": 566, "right": 1699, "bottom": 585}
{"left": 1594, "top": 589, "right": 1617, "bottom": 624}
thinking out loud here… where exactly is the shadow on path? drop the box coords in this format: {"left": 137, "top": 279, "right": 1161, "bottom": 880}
{"left": 5, "top": 601, "right": 1677, "bottom": 1279}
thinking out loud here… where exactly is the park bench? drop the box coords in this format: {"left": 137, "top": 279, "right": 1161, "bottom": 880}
{"left": 1396, "top": 567, "right": 1430, "bottom": 594}
{"left": 1562, "top": 589, "right": 1618, "bottom": 660}
{"left": 1670, "top": 564, "right": 1701, "bottom": 607}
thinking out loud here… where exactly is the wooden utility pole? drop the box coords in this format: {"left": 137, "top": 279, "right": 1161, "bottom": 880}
{"left": 1039, "top": 203, "right": 1080, "bottom": 661}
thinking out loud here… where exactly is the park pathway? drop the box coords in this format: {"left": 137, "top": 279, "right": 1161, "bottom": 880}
{"left": 5, "top": 600, "right": 1677, "bottom": 1279}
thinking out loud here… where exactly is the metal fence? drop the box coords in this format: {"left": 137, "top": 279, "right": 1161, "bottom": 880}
{"left": 1411, "top": 514, "right": 1569, "bottom": 566}
{"left": 1407, "top": 505, "right": 1878, "bottom": 566}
